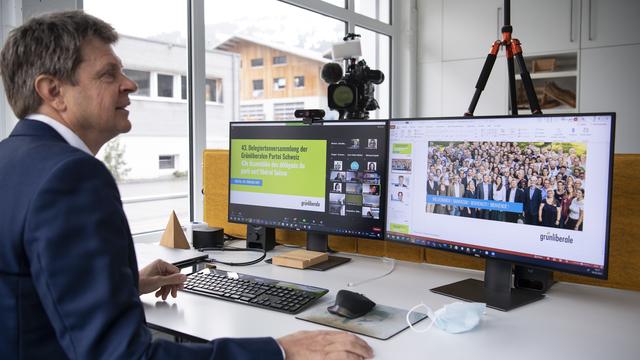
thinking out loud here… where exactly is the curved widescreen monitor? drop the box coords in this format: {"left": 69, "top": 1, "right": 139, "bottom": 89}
{"left": 385, "top": 113, "right": 615, "bottom": 279}
{"left": 229, "top": 120, "right": 387, "bottom": 240}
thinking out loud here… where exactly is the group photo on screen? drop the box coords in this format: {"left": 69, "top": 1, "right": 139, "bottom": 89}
{"left": 424, "top": 141, "right": 587, "bottom": 231}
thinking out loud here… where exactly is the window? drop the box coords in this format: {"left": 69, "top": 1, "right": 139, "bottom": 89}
{"left": 123, "top": 69, "right": 150, "bottom": 96}
{"left": 250, "top": 58, "right": 264, "bottom": 67}
{"left": 274, "top": 102, "right": 304, "bottom": 121}
{"left": 158, "top": 155, "right": 176, "bottom": 169}
{"left": 273, "top": 77, "right": 286, "bottom": 90}
{"left": 205, "top": 0, "right": 346, "bottom": 145}
{"left": 181, "top": 75, "right": 187, "bottom": 100}
{"left": 272, "top": 55, "right": 287, "bottom": 65}
{"left": 205, "top": 78, "right": 222, "bottom": 102}
{"left": 240, "top": 104, "right": 266, "bottom": 121}
{"left": 252, "top": 79, "right": 264, "bottom": 97}
{"left": 85, "top": 0, "right": 189, "bottom": 234}
{"left": 157, "top": 74, "right": 174, "bottom": 98}
{"left": 355, "top": 26, "right": 391, "bottom": 120}
{"left": 294, "top": 76, "right": 305, "bottom": 88}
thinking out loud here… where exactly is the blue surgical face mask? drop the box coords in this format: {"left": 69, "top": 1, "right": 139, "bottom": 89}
{"left": 406, "top": 301, "right": 486, "bottom": 334}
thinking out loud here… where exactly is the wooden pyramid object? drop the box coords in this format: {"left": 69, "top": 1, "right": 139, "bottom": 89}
{"left": 159, "top": 211, "right": 190, "bottom": 249}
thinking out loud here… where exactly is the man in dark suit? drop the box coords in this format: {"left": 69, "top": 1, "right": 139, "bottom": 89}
{"left": 505, "top": 179, "right": 525, "bottom": 223}
{"left": 426, "top": 173, "right": 437, "bottom": 213}
{"left": 523, "top": 176, "right": 543, "bottom": 225}
{"left": 476, "top": 174, "right": 494, "bottom": 219}
{"left": 461, "top": 169, "right": 476, "bottom": 189}
{"left": 0, "top": 11, "right": 372, "bottom": 360}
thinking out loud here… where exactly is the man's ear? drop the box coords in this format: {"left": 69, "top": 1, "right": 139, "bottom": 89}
{"left": 34, "top": 75, "right": 66, "bottom": 111}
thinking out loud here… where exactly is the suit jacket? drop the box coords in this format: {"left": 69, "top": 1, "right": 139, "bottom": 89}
{"left": 461, "top": 176, "right": 475, "bottom": 189}
{"left": 427, "top": 181, "right": 437, "bottom": 195}
{"left": 506, "top": 187, "right": 525, "bottom": 205}
{"left": 0, "top": 120, "right": 282, "bottom": 359}
{"left": 523, "top": 186, "right": 543, "bottom": 216}
{"left": 476, "top": 182, "right": 494, "bottom": 201}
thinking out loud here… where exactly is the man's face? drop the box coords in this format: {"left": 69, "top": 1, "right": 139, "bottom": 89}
{"left": 61, "top": 37, "right": 137, "bottom": 150}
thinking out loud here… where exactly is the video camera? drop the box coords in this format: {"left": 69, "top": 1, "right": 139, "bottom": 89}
{"left": 321, "top": 34, "right": 385, "bottom": 120}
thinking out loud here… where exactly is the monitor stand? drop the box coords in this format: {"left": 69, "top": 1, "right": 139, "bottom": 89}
{"left": 305, "top": 232, "right": 351, "bottom": 271}
{"left": 430, "top": 258, "right": 545, "bottom": 311}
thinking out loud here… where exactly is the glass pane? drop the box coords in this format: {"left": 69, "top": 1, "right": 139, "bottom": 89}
{"left": 205, "top": 0, "right": 346, "bottom": 148}
{"left": 157, "top": 74, "right": 174, "bottom": 98}
{"left": 84, "top": 0, "right": 189, "bottom": 234}
{"left": 205, "top": 78, "right": 217, "bottom": 102}
{"left": 181, "top": 75, "right": 187, "bottom": 100}
{"left": 355, "top": 26, "right": 390, "bottom": 120}
{"left": 355, "top": 0, "right": 391, "bottom": 24}
{"left": 250, "top": 58, "right": 264, "bottom": 67}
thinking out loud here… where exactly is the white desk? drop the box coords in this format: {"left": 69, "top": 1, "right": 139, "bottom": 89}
{"left": 139, "top": 245, "right": 640, "bottom": 359}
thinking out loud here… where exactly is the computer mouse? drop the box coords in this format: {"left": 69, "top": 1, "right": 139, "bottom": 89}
{"left": 327, "top": 289, "right": 376, "bottom": 319}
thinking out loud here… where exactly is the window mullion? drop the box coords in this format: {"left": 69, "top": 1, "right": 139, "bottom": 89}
{"left": 188, "top": 0, "right": 206, "bottom": 222}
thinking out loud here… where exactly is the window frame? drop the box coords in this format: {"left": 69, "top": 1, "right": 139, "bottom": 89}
{"left": 70, "top": 0, "right": 404, "bottom": 230}
{"left": 272, "top": 55, "right": 288, "bottom": 66}
{"left": 293, "top": 75, "right": 305, "bottom": 88}
{"left": 156, "top": 73, "right": 175, "bottom": 98}
{"left": 250, "top": 58, "right": 264, "bottom": 67}
{"left": 158, "top": 155, "right": 177, "bottom": 170}
{"left": 273, "top": 77, "right": 287, "bottom": 91}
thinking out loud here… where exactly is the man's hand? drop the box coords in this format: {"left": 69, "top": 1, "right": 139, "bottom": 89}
{"left": 138, "top": 259, "right": 187, "bottom": 299}
{"left": 277, "top": 330, "right": 374, "bottom": 359}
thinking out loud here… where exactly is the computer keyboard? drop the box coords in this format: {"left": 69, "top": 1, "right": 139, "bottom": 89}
{"left": 183, "top": 268, "right": 329, "bottom": 314}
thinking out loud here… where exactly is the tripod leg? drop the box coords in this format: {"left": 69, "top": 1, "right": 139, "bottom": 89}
{"left": 507, "top": 52, "right": 518, "bottom": 115}
{"left": 465, "top": 41, "right": 501, "bottom": 116}
{"left": 512, "top": 40, "right": 542, "bottom": 114}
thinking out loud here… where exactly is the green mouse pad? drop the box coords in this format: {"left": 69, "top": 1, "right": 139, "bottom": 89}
{"left": 296, "top": 297, "right": 428, "bottom": 340}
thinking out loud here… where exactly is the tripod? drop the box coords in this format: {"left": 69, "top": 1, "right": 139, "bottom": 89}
{"left": 465, "top": 0, "right": 542, "bottom": 116}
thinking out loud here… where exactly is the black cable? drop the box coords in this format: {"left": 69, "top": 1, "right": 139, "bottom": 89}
{"left": 223, "top": 233, "right": 245, "bottom": 240}
{"left": 198, "top": 247, "right": 266, "bottom": 266}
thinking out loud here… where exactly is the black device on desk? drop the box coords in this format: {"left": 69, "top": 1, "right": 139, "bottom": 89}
{"left": 385, "top": 113, "right": 615, "bottom": 311}
{"left": 228, "top": 120, "right": 387, "bottom": 269}
{"left": 183, "top": 268, "right": 328, "bottom": 314}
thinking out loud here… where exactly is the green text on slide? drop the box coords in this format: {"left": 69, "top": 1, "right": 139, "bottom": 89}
{"left": 230, "top": 139, "right": 326, "bottom": 198}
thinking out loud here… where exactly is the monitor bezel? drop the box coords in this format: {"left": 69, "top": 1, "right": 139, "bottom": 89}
{"left": 227, "top": 119, "right": 390, "bottom": 240}
{"left": 384, "top": 112, "right": 615, "bottom": 280}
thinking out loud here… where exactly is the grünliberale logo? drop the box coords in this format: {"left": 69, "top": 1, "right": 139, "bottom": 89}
{"left": 540, "top": 232, "right": 573, "bottom": 244}
{"left": 301, "top": 200, "right": 321, "bottom": 208}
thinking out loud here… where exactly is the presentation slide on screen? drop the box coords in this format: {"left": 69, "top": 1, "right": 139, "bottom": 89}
{"left": 386, "top": 116, "right": 612, "bottom": 268}
{"left": 230, "top": 139, "right": 327, "bottom": 212}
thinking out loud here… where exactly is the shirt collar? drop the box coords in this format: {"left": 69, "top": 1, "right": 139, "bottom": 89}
{"left": 25, "top": 113, "right": 93, "bottom": 156}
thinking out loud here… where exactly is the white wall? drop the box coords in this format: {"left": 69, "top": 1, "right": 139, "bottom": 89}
{"left": 416, "top": 0, "right": 640, "bottom": 153}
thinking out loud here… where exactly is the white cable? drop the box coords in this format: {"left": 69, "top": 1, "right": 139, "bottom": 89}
{"left": 347, "top": 257, "right": 396, "bottom": 287}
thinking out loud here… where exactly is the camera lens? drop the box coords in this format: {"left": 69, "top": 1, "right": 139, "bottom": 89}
{"left": 331, "top": 85, "right": 355, "bottom": 108}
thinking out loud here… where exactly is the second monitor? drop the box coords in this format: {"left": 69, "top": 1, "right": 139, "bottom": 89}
{"left": 228, "top": 120, "right": 387, "bottom": 252}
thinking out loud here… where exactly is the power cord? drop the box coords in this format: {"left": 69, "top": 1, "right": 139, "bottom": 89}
{"left": 198, "top": 246, "right": 266, "bottom": 266}
{"left": 347, "top": 257, "right": 396, "bottom": 287}
{"left": 223, "top": 233, "right": 245, "bottom": 240}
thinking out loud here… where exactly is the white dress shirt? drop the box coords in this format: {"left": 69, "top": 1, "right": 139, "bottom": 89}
{"left": 25, "top": 113, "right": 93, "bottom": 155}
